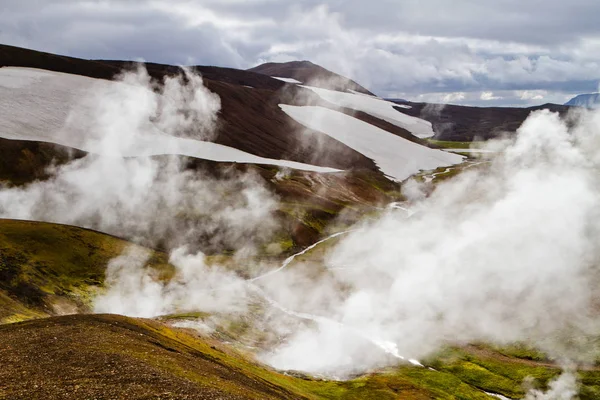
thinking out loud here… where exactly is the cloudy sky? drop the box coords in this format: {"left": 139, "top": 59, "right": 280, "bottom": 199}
{"left": 2, "top": 0, "right": 600, "bottom": 106}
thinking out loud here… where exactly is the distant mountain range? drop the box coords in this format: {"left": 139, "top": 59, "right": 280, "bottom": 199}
{"left": 565, "top": 93, "right": 600, "bottom": 108}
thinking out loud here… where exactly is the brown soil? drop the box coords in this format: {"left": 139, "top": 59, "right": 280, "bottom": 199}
{"left": 0, "top": 314, "right": 306, "bottom": 400}
{"left": 392, "top": 101, "right": 573, "bottom": 142}
{"left": 0, "top": 44, "right": 378, "bottom": 172}
{"left": 249, "top": 60, "right": 374, "bottom": 95}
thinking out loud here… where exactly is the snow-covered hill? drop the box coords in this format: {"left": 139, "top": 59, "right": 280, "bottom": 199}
{"left": 0, "top": 67, "right": 339, "bottom": 173}
{"left": 0, "top": 45, "right": 466, "bottom": 183}
{"left": 280, "top": 104, "right": 463, "bottom": 181}
{"left": 303, "top": 85, "right": 436, "bottom": 139}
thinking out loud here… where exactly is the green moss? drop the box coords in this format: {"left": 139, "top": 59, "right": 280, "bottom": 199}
{"left": 491, "top": 343, "right": 549, "bottom": 362}
{"left": 0, "top": 219, "right": 172, "bottom": 322}
{"left": 160, "top": 311, "right": 211, "bottom": 320}
{"left": 427, "top": 139, "right": 481, "bottom": 149}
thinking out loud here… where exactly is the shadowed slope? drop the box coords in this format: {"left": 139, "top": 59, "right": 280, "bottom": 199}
{"left": 0, "top": 44, "right": 377, "bottom": 172}
{"left": 392, "top": 101, "right": 573, "bottom": 141}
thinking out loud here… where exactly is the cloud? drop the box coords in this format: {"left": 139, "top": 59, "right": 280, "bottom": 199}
{"left": 2, "top": 1, "right": 600, "bottom": 104}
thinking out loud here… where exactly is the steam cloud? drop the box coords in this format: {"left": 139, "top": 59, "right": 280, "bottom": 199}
{"left": 95, "top": 246, "right": 250, "bottom": 317}
{"left": 524, "top": 370, "right": 579, "bottom": 400}
{"left": 0, "top": 66, "right": 278, "bottom": 252}
{"left": 265, "top": 108, "right": 600, "bottom": 379}
{"left": 2, "top": 61, "right": 599, "bottom": 399}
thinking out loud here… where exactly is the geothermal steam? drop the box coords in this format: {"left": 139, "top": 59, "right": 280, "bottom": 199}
{"left": 265, "top": 108, "right": 600, "bottom": 379}
{"left": 1, "top": 62, "right": 599, "bottom": 398}
{"left": 0, "top": 66, "right": 278, "bottom": 252}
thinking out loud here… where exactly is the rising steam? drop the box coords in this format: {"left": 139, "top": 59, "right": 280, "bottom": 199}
{"left": 1, "top": 61, "right": 599, "bottom": 399}
{"left": 265, "top": 108, "right": 600, "bottom": 377}
{"left": 0, "top": 66, "right": 278, "bottom": 252}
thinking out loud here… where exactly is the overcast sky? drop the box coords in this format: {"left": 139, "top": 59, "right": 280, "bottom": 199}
{"left": 2, "top": 0, "right": 600, "bottom": 106}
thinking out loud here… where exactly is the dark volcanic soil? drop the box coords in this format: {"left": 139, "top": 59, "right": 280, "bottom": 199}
{"left": 0, "top": 314, "right": 305, "bottom": 400}
{"left": 392, "top": 101, "right": 573, "bottom": 141}
{"left": 0, "top": 44, "right": 377, "bottom": 172}
{"left": 249, "top": 60, "right": 374, "bottom": 96}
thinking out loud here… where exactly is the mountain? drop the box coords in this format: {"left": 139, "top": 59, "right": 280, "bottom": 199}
{"left": 2, "top": 44, "right": 600, "bottom": 400}
{"left": 248, "top": 60, "right": 375, "bottom": 95}
{"left": 565, "top": 93, "right": 600, "bottom": 108}
{"left": 5, "top": 313, "right": 582, "bottom": 400}
{"left": 0, "top": 44, "right": 463, "bottom": 257}
{"left": 392, "top": 101, "right": 572, "bottom": 141}
{"left": 0, "top": 45, "right": 461, "bottom": 180}
{"left": 0, "top": 218, "right": 577, "bottom": 400}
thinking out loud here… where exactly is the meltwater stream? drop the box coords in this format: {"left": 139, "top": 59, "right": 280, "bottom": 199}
{"left": 248, "top": 221, "right": 423, "bottom": 368}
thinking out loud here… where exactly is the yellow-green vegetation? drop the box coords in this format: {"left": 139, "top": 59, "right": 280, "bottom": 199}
{"left": 4, "top": 219, "right": 600, "bottom": 398}
{"left": 425, "top": 345, "right": 600, "bottom": 400}
{"left": 426, "top": 139, "right": 492, "bottom": 158}
{"left": 0, "top": 314, "right": 506, "bottom": 399}
{"left": 427, "top": 139, "right": 483, "bottom": 149}
{"left": 7, "top": 314, "right": 600, "bottom": 399}
{"left": 0, "top": 219, "right": 172, "bottom": 323}
{"left": 415, "top": 160, "right": 488, "bottom": 186}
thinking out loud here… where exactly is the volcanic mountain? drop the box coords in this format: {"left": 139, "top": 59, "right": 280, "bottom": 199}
{"left": 2, "top": 45, "right": 594, "bottom": 399}
{"left": 248, "top": 60, "right": 374, "bottom": 95}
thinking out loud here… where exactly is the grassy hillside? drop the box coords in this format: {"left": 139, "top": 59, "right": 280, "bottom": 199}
{"left": 3, "top": 314, "right": 600, "bottom": 399}
{"left": 0, "top": 219, "right": 172, "bottom": 323}
{"left": 0, "top": 146, "right": 403, "bottom": 253}
{"left": 2, "top": 220, "right": 600, "bottom": 398}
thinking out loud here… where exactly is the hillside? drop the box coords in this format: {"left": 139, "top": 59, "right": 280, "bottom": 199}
{"left": 391, "top": 101, "right": 572, "bottom": 141}
{"left": 0, "top": 219, "right": 173, "bottom": 323}
{"left": 0, "top": 45, "right": 370, "bottom": 172}
{"left": 4, "top": 44, "right": 594, "bottom": 400}
{"left": 0, "top": 45, "right": 463, "bottom": 182}
{"left": 249, "top": 60, "right": 375, "bottom": 95}
{"left": 5, "top": 314, "right": 600, "bottom": 399}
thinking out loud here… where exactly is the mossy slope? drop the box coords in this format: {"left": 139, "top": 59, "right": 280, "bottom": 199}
{"left": 0, "top": 314, "right": 504, "bottom": 399}
{"left": 0, "top": 219, "right": 171, "bottom": 323}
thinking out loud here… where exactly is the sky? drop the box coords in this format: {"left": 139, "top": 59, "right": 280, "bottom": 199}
{"left": 1, "top": 0, "right": 600, "bottom": 107}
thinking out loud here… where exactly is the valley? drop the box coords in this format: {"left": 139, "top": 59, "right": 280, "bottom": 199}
{"left": 0, "top": 43, "right": 599, "bottom": 400}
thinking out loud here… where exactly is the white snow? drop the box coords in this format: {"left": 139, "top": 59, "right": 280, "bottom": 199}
{"left": 273, "top": 76, "right": 302, "bottom": 84}
{"left": 0, "top": 67, "right": 54, "bottom": 89}
{"left": 303, "top": 85, "right": 433, "bottom": 138}
{"left": 485, "top": 392, "right": 512, "bottom": 400}
{"left": 346, "top": 89, "right": 376, "bottom": 98}
{"left": 0, "top": 67, "right": 340, "bottom": 173}
{"left": 280, "top": 104, "right": 464, "bottom": 181}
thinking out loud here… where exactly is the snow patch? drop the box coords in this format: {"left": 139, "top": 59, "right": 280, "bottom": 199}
{"left": 0, "top": 67, "right": 340, "bottom": 173}
{"left": 279, "top": 104, "right": 463, "bottom": 181}
{"left": 303, "top": 85, "right": 433, "bottom": 138}
{"left": 273, "top": 76, "right": 302, "bottom": 84}
{"left": 0, "top": 67, "right": 53, "bottom": 89}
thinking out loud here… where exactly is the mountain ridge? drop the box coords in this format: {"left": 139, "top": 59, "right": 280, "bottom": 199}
{"left": 565, "top": 93, "right": 600, "bottom": 108}
{"left": 249, "top": 60, "right": 375, "bottom": 96}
